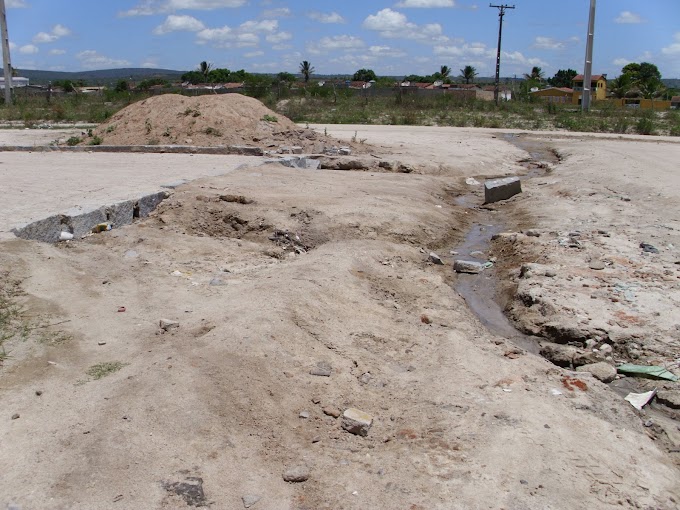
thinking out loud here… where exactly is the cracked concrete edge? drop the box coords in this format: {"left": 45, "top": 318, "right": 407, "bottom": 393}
{"left": 0, "top": 144, "right": 265, "bottom": 156}
{"left": 11, "top": 191, "right": 170, "bottom": 243}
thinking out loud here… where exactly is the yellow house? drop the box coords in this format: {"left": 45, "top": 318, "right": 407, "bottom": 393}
{"left": 572, "top": 74, "right": 607, "bottom": 102}
{"left": 530, "top": 87, "right": 575, "bottom": 103}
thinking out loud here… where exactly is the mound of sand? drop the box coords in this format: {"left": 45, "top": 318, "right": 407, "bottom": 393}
{"left": 84, "top": 94, "right": 352, "bottom": 153}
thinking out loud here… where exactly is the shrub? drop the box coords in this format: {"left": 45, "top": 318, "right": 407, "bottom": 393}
{"left": 66, "top": 136, "right": 81, "bottom": 146}
{"left": 89, "top": 136, "right": 103, "bottom": 146}
{"left": 636, "top": 116, "right": 655, "bottom": 135}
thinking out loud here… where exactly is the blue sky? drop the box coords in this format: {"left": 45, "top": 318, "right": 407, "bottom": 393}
{"left": 7, "top": 0, "right": 680, "bottom": 78}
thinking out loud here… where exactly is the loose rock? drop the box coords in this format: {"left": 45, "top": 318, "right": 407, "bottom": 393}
{"left": 341, "top": 408, "right": 374, "bottom": 437}
{"left": 11, "top": 413, "right": 20, "bottom": 420}
{"left": 159, "top": 319, "right": 180, "bottom": 331}
{"left": 656, "top": 390, "right": 680, "bottom": 410}
{"left": 484, "top": 177, "right": 522, "bottom": 204}
{"left": 283, "top": 465, "right": 310, "bottom": 483}
{"left": 242, "top": 495, "right": 261, "bottom": 508}
{"left": 575, "top": 362, "right": 617, "bottom": 383}
{"left": 428, "top": 252, "right": 444, "bottom": 265}
{"left": 310, "top": 361, "right": 332, "bottom": 377}
{"left": 323, "top": 406, "right": 341, "bottom": 418}
{"left": 454, "top": 260, "right": 486, "bottom": 274}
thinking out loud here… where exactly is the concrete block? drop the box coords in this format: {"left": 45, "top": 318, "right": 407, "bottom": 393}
{"left": 106, "top": 200, "right": 135, "bottom": 228}
{"left": 136, "top": 191, "right": 169, "bottom": 218}
{"left": 64, "top": 205, "right": 107, "bottom": 238}
{"left": 12, "top": 215, "right": 66, "bottom": 243}
{"left": 484, "top": 177, "right": 522, "bottom": 204}
{"left": 160, "top": 319, "right": 179, "bottom": 331}
{"left": 341, "top": 408, "right": 373, "bottom": 437}
{"left": 453, "top": 260, "right": 486, "bottom": 274}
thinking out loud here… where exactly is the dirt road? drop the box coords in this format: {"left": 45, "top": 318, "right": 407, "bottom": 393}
{"left": 0, "top": 126, "right": 679, "bottom": 509}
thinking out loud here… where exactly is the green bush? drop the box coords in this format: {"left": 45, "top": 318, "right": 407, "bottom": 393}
{"left": 66, "top": 136, "right": 81, "bottom": 146}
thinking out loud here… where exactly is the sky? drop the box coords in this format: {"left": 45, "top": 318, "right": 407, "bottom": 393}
{"left": 6, "top": 0, "right": 680, "bottom": 79}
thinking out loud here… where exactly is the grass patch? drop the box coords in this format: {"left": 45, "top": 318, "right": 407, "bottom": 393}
{"left": 261, "top": 114, "right": 278, "bottom": 122}
{"left": 0, "top": 272, "right": 29, "bottom": 362}
{"left": 89, "top": 135, "right": 103, "bottom": 146}
{"left": 204, "top": 126, "right": 223, "bottom": 136}
{"left": 66, "top": 136, "right": 81, "bottom": 146}
{"left": 86, "top": 361, "right": 127, "bottom": 380}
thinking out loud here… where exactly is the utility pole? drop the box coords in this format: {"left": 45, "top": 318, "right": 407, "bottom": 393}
{"left": 0, "top": 0, "right": 11, "bottom": 105}
{"left": 490, "top": 3, "right": 515, "bottom": 106}
{"left": 581, "top": 0, "right": 596, "bottom": 111}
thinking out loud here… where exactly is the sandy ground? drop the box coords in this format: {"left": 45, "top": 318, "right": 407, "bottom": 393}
{"left": 0, "top": 126, "right": 679, "bottom": 509}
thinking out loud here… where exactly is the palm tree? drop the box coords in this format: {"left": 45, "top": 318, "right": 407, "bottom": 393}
{"left": 440, "top": 65, "right": 451, "bottom": 80}
{"left": 460, "top": 65, "right": 478, "bottom": 84}
{"left": 299, "top": 61, "right": 315, "bottom": 83}
{"left": 524, "top": 66, "right": 545, "bottom": 82}
{"left": 609, "top": 74, "right": 633, "bottom": 99}
{"left": 198, "top": 61, "right": 212, "bottom": 81}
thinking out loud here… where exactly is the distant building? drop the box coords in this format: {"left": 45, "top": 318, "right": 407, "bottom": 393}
{"left": 0, "top": 76, "right": 29, "bottom": 89}
{"left": 530, "top": 87, "right": 575, "bottom": 104}
{"left": 572, "top": 74, "right": 607, "bottom": 102}
{"left": 671, "top": 96, "right": 680, "bottom": 109}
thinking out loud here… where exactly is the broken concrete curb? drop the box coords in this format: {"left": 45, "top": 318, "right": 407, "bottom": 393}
{"left": 484, "top": 177, "right": 522, "bottom": 204}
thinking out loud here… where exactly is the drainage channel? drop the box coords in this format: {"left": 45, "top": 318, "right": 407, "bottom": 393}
{"left": 450, "top": 134, "right": 561, "bottom": 354}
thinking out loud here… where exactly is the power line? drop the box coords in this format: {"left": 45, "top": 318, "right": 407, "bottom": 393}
{"left": 490, "top": 4, "right": 515, "bottom": 106}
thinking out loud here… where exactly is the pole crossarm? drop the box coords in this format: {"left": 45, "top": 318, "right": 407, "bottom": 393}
{"left": 490, "top": 4, "right": 515, "bottom": 106}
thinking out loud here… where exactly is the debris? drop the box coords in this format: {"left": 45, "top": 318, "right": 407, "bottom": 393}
{"left": 341, "top": 408, "right": 374, "bottom": 437}
{"left": 98, "top": 341, "right": 107, "bottom": 346}
{"left": 624, "top": 389, "right": 657, "bottom": 411}
{"left": 656, "top": 390, "right": 680, "bottom": 410}
{"left": 310, "top": 361, "right": 332, "bottom": 377}
{"left": 525, "top": 229, "right": 541, "bottom": 237}
{"left": 299, "top": 411, "right": 310, "bottom": 419}
{"left": 550, "top": 389, "right": 563, "bottom": 396}
{"left": 428, "top": 252, "right": 444, "bottom": 265}
{"left": 616, "top": 364, "right": 679, "bottom": 382}
{"left": 323, "top": 407, "right": 341, "bottom": 418}
{"left": 58, "top": 231, "right": 74, "bottom": 241}
{"left": 242, "top": 494, "right": 261, "bottom": 508}
{"left": 283, "top": 465, "right": 310, "bottom": 483}
{"left": 117, "top": 307, "right": 126, "bottom": 313}
{"left": 561, "top": 376, "right": 588, "bottom": 392}
{"left": 160, "top": 319, "right": 180, "bottom": 331}
{"left": 209, "top": 278, "right": 226, "bottom": 286}
{"left": 575, "top": 362, "right": 617, "bottom": 383}
{"left": 453, "top": 260, "right": 486, "bottom": 274}
{"left": 484, "top": 177, "right": 522, "bottom": 204}
{"left": 92, "top": 222, "right": 112, "bottom": 234}
{"left": 640, "top": 242, "right": 659, "bottom": 254}
{"left": 465, "top": 177, "right": 481, "bottom": 186}
{"left": 11, "top": 413, "right": 20, "bottom": 420}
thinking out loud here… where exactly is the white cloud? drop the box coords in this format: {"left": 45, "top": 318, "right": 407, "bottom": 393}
{"left": 120, "top": 0, "right": 246, "bottom": 16}
{"left": 533, "top": 37, "right": 564, "bottom": 50}
{"left": 48, "top": 48, "right": 66, "bottom": 55}
{"left": 153, "top": 15, "right": 205, "bottom": 35}
{"left": 434, "top": 42, "right": 491, "bottom": 58}
{"left": 141, "top": 61, "right": 160, "bottom": 68}
{"left": 307, "top": 35, "right": 365, "bottom": 55}
{"left": 394, "top": 0, "right": 455, "bottom": 7}
{"left": 612, "top": 57, "right": 631, "bottom": 67}
{"left": 266, "top": 32, "right": 292, "bottom": 44}
{"left": 8, "top": 42, "right": 16, "bottom": 50}
{"left": 502, "top": 51, "right": 547, "bottom": 68}
{"left": 7, "top": 0, "right": 28, "bottom": 7}
{"left": 363, "top": 8, "right": 447, "bottom": 44}
{"left": 615, "top": 11, "right": 643, "bottom": 24}
{"left": 76, "top": 50, "right": 131, "bottom": 69}
{"left": 307, "top": 11, "right": 346, "bottom": 24}
{"left": 196, "top": 19, "right": 277, "bottom": 48}
{"left": 262, "top": 8, "right": 291, "bottom": 18}
{"left": 33, "top": 24, "right": 72, "bottom": 44}
{"left": 368, "top": 45, "right": 407, "bottom": 58}
{"left": 661, "top": 32, "right": 680, "bottom": 56}
{"left": 244, "top": 50, "right": 264, "bottom": 58}
{"left": 19, "top": 44, "right": 39, "bottom": 55}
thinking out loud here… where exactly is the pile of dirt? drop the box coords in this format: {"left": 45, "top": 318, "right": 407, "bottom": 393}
{"left": 79, "top": 94, "right": 368, "bottom": 154}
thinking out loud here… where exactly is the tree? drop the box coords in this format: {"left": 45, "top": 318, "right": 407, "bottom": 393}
{"left": 299, "top": 61, "right": 315, "bottom": 83}
{"left": 460, "top": 65, "right": 478, "bottom": 84}
{"left": 352, "top": 68, "right": 377, "bottom": 82}
{"left": 609, "top": 73, "right": 633, "bottom": 99}
{"left": 548, "top": 69, "right": 577, "bottom": 88}
{"left": 114, "top": 79, "right": 129, "bottom": 92}
{"left": 440, "top": 65, "right": 451, "bottom": 80}
{"left": 524, "top": 66, "right": 545, "bottom": 82}
{"left": 277, "top": 72, "right": 296, "bottom": 84}
{"left": 181, "top": 71, "right": 203, "bottom": 84}
{"left": 198, "top": 61, "right": 213, "bottom": 81}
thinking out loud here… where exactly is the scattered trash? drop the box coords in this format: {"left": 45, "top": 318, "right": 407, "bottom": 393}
{"left": 117, "top": 306, "right": 126, "bottom": 313}
{"left": 617, "top": 364, "right": 679, "bottom": 382}
{"left": 550, "top": 389, "right": 563, "bottom": 396}
{"left": 59, "top": 231, "right": 74, "bottom": 241}
{"left": 465, "top": 177, "right": 481, "bottom": 186}
{"left": 171, "top": 270, "right": 184, "bottom": 277}
{"left": 624, "top": 389, "right": 657, "bottom": 411}
{"left": 92, "top": 223, "right": 112, "bottom": 234}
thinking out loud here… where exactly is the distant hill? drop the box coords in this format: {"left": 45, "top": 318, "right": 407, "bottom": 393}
{"left": 17, "top": 68, "right": 185, "bottom": 86}
{"left": 662, "top": 79, "right": 680, "bottom": 89}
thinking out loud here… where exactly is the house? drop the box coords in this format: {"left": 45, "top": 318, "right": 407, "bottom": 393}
{"left": 0, "top": 76, "right": 29, "bottom": 89}
{"left": 572, "top": 74, "right": 607, "bottom": 101}
{"left": 530, "top": 87, "right": 575, "bottom": 104}
{"left": 671, "top": 96, "right": 680, "bottom": 109}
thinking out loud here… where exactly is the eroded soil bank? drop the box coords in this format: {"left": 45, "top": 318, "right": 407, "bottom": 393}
{"left": 0, "top": 127, "right": 679, "bottom": 509}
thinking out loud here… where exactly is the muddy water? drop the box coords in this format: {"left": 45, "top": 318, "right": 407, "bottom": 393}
{"left": 451, "top": 134, "right": 561, "bottom": 353}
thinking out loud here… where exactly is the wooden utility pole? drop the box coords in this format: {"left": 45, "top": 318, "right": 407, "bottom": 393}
{"left": 490, "top": 4, "right": 515, "bottom": 106}
{"left": 0, "top": 0, "right": 12, "bottom": 105}
{"left": 581, "top": 0, "right": 597, "bottom": 111}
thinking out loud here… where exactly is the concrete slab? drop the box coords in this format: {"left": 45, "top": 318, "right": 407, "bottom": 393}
{"left": 484, "top": 177, "right": 522, "bottom": 204}
{"left": 0, "top": 151, "right": 261, "bottom": 240}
